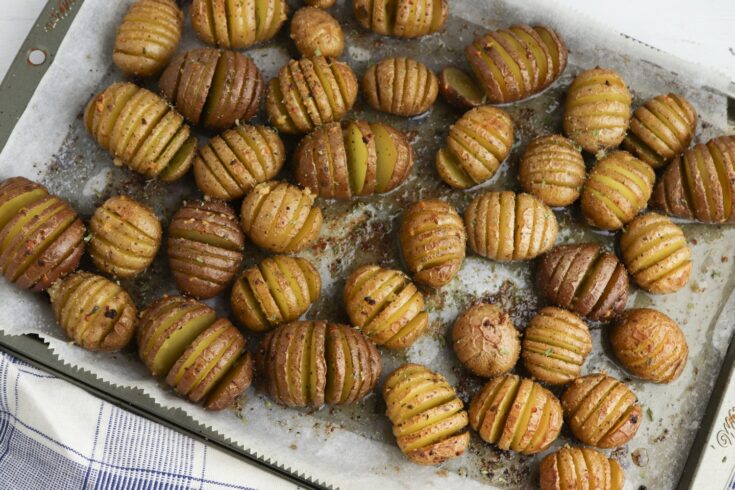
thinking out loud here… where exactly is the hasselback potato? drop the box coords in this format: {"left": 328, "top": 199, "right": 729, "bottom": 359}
{"left": 435, "top": 106, "right": 514, "bottom": 189}
{"left": 399, "top": 199, "right": 466, "bottom": 288}
{"left": 294, "top": 121, "right": 413, "bottom": 199}
{"left": 352, "top": 0, "right": 447, "bottom": 38}
{"left": 519, "top": 135, "right": 586, "bottom": 207}
{"left": 290, "top": 7, "right": 344, "bottom": 58}
{"left": 89, "top": 195, "right": 162, "bottom": 278}
{"left": 194, "top": 124, "right": 285, "bottom": 201}
{"left": 535, "top": 243, "right": 628, "bottom": 322}
{"left": 256, "top": 321, "right": 381, "bottom": 407}
{"left": 561, "top": 373, "right": 642, "bottom": 448}
{"left": 469, "top": 374, "right": 562, "bottom": 454}
{"left": 466, "top": 25, "right": 567, "bottom": 104}
{"left": 383, "top": 364, "right": 469, "bottom": 465}
{"left": 48, "top": 271, "right": 137, "bottom": 351}
{"left": 190, "top": 0, "right": 286, "bottom": 49}
{"left": 265, "top": 57, "right": 358, "bottom": 134}
{"left": 363, "top": 57, "right": 439, "bottom": 116}
{"left": 231, "top": 256, "right": 321, "bottom": 332}
{"left": 0, "top": 176, "right": 84, "bottom": 291}
{"left": 84, "top": 82, "right": 196, "bottom": 181}
{"left": 539, "top": 446, "right": 625, "bottom": 490}
{"left": 344, "top": 265, "right": 428, "bottom": 349}
{"left": 439, "top": 66, "right": 485, "bottom": 109}
{"left": 306, "top": 0, "right": 335, "bottom": 7}
{"left": 464, "top": 191, "right": 558, "bottom": 261}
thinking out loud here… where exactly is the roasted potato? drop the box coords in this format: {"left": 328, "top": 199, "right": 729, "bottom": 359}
{"left": 540, "top": 446, "right": 624, "bottom": 490}
{"left": 204, "top": 352, "right": 254, "bottom": 411}
{"left": 0, "top": 177, "right": 84, "bottom": 291}
{"left": 352, "top": 0, "right": 447, "bottom": 38}
{"left": 290, "top": 7, "right": 344, "bottom": 58}
{"left": 620, "top": 213, "right": 691, "bottom": 293}
{"left": 469, "top": 374, "right": 562, "bottom": 454}
{"left": 439, "top": 66, "right": 485, "bottom": 109}
{"left": 622, "top": 93, "right": 697, "bottom": 169}
{"left": 399, "top": 199, "right": 466, "bottom": 288}
{"left": 383, "top": 364, "right": 469, "bottom": 465}
{"left": 256, "top": 321, "right": 381, "bottom": 407}
{"left": 294, "top": 121, "right": 413, "bottom": 199}
{"left": 191, "top": 0, "right": 286, "bottom": 49}
{"left": 610, "top": 308, "right": 688, "bottom": 383}
{"left": 466, "top": 25, "right": 567, "bottom": 104}
{"left": 519, "top": 135, "right": 586, "bottom": 207}
{"left": 167, "top": 199, "right": 245, "bottom": 299}
{"left": 89, "top": 195, "right": 161, "bottom": 278}
{"left": 563, "top": 68, "right": 632, "bottom": 154}
{"left": 363, "top": 57, "right": 439, "bottom": 116}
{"left": 305, "top": 0, "right": 335, "bottom": 7}
{"left": 535, "top": 243, "right": 628, "bottom": 322}
{"left": 48, "top": 271, "right": 137, "bottom": 351}
{"left": 451, "top": 303, "right": 520, "bottom": 377}
{"left": 435, "top": 106, "right": 514, "bottom": 189}
{"left": 240, "top": 181, "right": 323, "bottom": 253}
{"left": 465, "top": 191, "right": 558, "bottom": 261}
{"left": 84, "top": 82, "right": 196, "bottom": 181}
{"left": 561, "top": 373, "right": 642, "bottom": 448}
{"left": 580, "top": 151, "right": 655, "bottom": 230}
{"left": 231, "top": 255, "right": 321, "bottom": 332}
{"left": 265, "top": 57, "right": 358, "bottom": 134}
{"left": 344, "top": 265, "right": 428, "bottom": 349}
{"left": 653, "top": 135, "right": 735, "bottom": 223}
{"left": 194, "top": 124, "right": 285, "bottom": 200}
{"left": 112, "top": 0, "right": 183, "bottom": 77}
{"left": 522, "top": 307, "right": 592, "bottom": 385}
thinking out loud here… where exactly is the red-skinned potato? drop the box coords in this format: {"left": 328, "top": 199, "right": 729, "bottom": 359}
{"left": 540, "top": 446, "right": 624, "bottom": 490}
{"left": 190, "top": 0, "right": 286, "bottom": 49}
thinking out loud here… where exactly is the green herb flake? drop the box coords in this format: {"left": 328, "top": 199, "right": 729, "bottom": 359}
{"left": 646, "top": 407, "right": 654, "bottom": 421}
{"left": 544, "top": 347, "right": 553, "bottom": 356}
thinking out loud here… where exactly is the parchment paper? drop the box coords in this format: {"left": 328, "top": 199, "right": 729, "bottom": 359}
{"left": 1, "top": 0, "right": 734, "bottom": 488}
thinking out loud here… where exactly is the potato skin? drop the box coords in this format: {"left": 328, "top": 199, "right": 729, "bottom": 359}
{"left": 539, "top": 446, "right": 624, "bottom": 490}
{"left": 399, "top": 199, "right": 466, "bottom": 288}
{"left": 610, "top": 308, "right": 688, "bottom": 383}
{"left": 561, "top": 373, "right": 642, "bottom": 448}
{"left": 344, "top": 265, "right": 428, "bottom": 349}
{"left": 519, "top": 135, "right": 586, "bottom": 207}
{"left": 363, "top": 58, "right": 439, "bottom": 116}
{"left": 205, "top": 353, "right": 254, "bottom": 411}
{"left": 191, "top": 0, "right": 286, "bottom": 49}
{"left": 112, "top": 0, "right": 183, "bottom": 77}
{"left": 620, "top": 212, "right": 691, "bottom": 293}
{"left": 383, "top": 364, "right": 469, "bottom": 465}
{"left": 469, "top": 374, "right": 562, "bottom": 455}
{"left": 305, "top": 0, "right": 336, "bottom": 8}
{"left": 290, "top": 7, "right": 344, "bottom": 58}
{"left": 48, "top": 271, "right": 137, "bottom": 351}
{"left": 451, "top": 303, "right": 520, "bottom": 377}
{"left": 352, "top": 0, "right": 447, "bottom": 38}
{"left": 89, "top": 195, "right": 162, "bottom": 278}
{"left": 464, "top": 191, "right": 558, "bottom": 261}
{"left": 439, "top": 66, "right": 485, "bottom": 110}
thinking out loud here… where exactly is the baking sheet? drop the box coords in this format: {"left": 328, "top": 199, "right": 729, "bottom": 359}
{"left": 1, "top": 0, "right": 734, "bottom": 488}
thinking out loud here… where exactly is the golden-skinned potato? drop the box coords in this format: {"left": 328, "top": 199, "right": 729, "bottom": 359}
{"left": 231, "top": 255, "right": 321, "bottom": 332}
{"left": 363, "top": 57, "right": 439, "bottom": 116}
{"left": 0, "top": 177, "right": 85, "bottom": 292}
{"left": 399, "top": 199, "right": 466, "bottom": 288}
{"left": 581, "top": 151, "right": 655, "bottom": 230}
{"left": 620, "top": 212, "right": 692, "bottom": 293}
{"left": 522, "top": 307, "right": 592, "bottom": 385}
{"left": 435, "top": 106, "right": 514, "bottom": 189}
{"left": 190, "top": 0, "right": 286, "bottom": 49}
{"left": 265, "top": 57, "right": 358, "bottom": 134}
{"left": 469, "top": 374, "right": 562, "bottom": 455}
{"left": 610, "top": 308, "right": 688, "bottom": 383}
{"left": 84, "top": 82, "right": 196, "bottom": 181}
{"left": 256, "top": 320, "right": 382, "bottom": 407}
{"left": 561, "top": 373, "right": 642, "bottom": 448}
{"left": 622, "top": 93, "right": 697, "bottom": 169}
{"left": 194, "top": 124, "right": 285, "bottom": 200}
{"left": 112, "top": 0, "right": 183, "bottom": 78}
{"left": 306, "top": 0, "right": 335, "bottom": 8}
{"left": 563, "top": 68, "right": 632, "bottom": 154}
{"left": 344, "top": 265, "right": 428, "bottom": 349}
{"left": 535, "top": 243, "right": 628, "bottom": 322}
{"left": 290, "top": 7, "right": 344, "bottom": 58}
{"left": 167, "top": 199, "right": 245, "bottom": 299}
{"left": 352, "top": 0, "right": 447, "bottom": 38}
{"left": 89, "top": 195, "right": 162, "bottom": 278}
{"left": 519, "top": 135, "right": 586, "bottom": 207}
{"left": 540, "top": 446, "right": 624, "bottom": 490}
{"left": 439, "top": 66, "right": 485, "bottom": 109}
{"left": 48, "top": 271, "right": 137, "bottom": 351}
{"left": 240, "top": 181, "right": 323, "bottom": 253}
{"left": 204, "top": 352, "right": 254, "bottom": 411}
{"left": 383, "top": 364, "right": 469, "bottom": 465}
{"left": 466, "top": 25, "right": 567, "bottom": 104}
{"left": 160, "top": 48, "right": 263, "bottom": 130}
{"left": 294, "top": 121, "right": 413, "bottom": 199}
{"left": 464, "top": 191, "right": 558, "bottom": 261}
{"left": 653, "top": 135, "right": 735, "bottom": 223}
{"left": 451, "top": 303, "right": 520, "bottom": 377}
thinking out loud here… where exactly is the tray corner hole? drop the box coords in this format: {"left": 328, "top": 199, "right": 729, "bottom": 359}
{"left": 27, "top": 48, "right": 47, "bottom": 67}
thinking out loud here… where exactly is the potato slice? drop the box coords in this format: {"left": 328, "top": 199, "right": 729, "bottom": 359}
{"left": 149, "top": 305, "right": 217, "bottom": 376}
{"left": 439, "top": 67, "right": 485, "bottom": 109}
{"left": 205, "top": 353, "right": 254, "bottom": 411}
{"left": 344, "top": 122, "right": 369, "bottom": 195}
